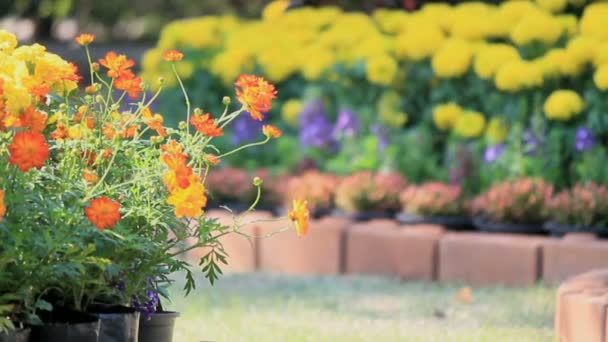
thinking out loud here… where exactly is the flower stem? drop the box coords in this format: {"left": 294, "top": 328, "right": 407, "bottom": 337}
{"left": 171, "top": 63, "right": 191, "bottom": 134}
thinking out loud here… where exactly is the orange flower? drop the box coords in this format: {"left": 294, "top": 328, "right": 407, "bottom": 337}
{"left": 114, "top": 72, "right": 143, "bottom": 99}
{"left": 163, "top": 49, "right": 184, "bottom": 62}
{"left": 288, "top": 199, "right": 310, "bottom": 236}
{"left": 0, "top": 190, "right": 6, "bottom": 222}
{"left": 51, "top": 123, "right": 68, "bottom": 141}
{"left": 163, "top": 166, "right": 195, "bottom": 192}
{"left": 190, "top": 113, "right": 223, "bottom": 136}
{"left": 9, "top": 132, "right": 50, "bottom": 172}
{"left": 161, "top": 141, "right": 189, "bottom": 170}
{"left": 262, "top": 124, "right": 282, "bottom": 139}
{"left": 142, "top": 108, "right": 167, "bottom": 137}
{"left": 102, "top": 123, "right": 117, "bottom": 139}
{"left": 166, "top": 181, "right": 208, "bottom": 218}
{"left": 85, "top": 197, "right": 121, "bottom": 230}
{"left": 235, "top": 74, "right": 278, "bottom": 121}
{"left": 205, "top": 153, "right": 221, "bottom": 165}
{"left": 99, "top": 51, "right": 135, "bottom": 78}
{"left": 83, "top": 169, "right": 99, "bottom": 184}
{"left": 75, "top": 33, "right": 95, "bottom": 46}
{"left": 19, "top": 106, "right": 48, "bottom": 133}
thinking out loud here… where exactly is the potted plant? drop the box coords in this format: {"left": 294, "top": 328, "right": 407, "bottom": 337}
{"left": 471, "top": 178, "right": 553, "bottom": 234}
{"left": 397, "top": 182, "right": 472, "bottom": 229}
{"left": 206, "top": 167, "right": 257, "bottom": 212}
{"left": 283, "top": 171, "right": 340, "bottom": 218}
{"left": 334, "top": 171, "right": 407, "bottom": 221}
{"left": 0, "top": 31, "right": 310, "bottom": 341}
{"left": 545, "top": 182, "right": 608, "bottom": 237}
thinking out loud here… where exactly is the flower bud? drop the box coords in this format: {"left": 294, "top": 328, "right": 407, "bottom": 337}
{"left": 59, "top": 103, "right": 68, "bottom": 110}
{"left": 222, "top": 96, "right": 231, "bottom": 106}
{"left": 150, "top": 135, "right": 164, "bottom": 144}
{"left": 178, "top": 121, "right": 187, "bottom": 130}
{"left": 84, "top": 95, "right": 93, "bottom": 103}
{"left": 91, "top": 62, "right": 100, "bottom": 72}
{"left": 253, "top": 176, "right": 263, "bottom": 187}
{"left": 158, "top": 77, "right": 165, "bottom": 84}
{"left": 193, "top": 108, "right": 203, "bottom": 116}
{"left": 95, "top": 95, "right": 104, "bottom": 103}
{"left": 85, "top": 84, "right": 99, "bottom": 94}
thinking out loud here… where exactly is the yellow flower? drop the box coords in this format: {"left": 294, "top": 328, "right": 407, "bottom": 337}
{"left": 396, "top": 24, "right": 445, "bottom": 61}
{"left": 166, "top": 181, "right": 208, "bottom": 218}
{"left": 593, "top": 42, "right": 608, "bottom": 67}
{"left": 485, "top": 117, "right": 509, "bottom": 144}
{"left": 474, "top": 44, "right": 520, "bottom": 79}
{"left": 537, "top": 48, "right": 585, "bottom": 78}
{"left": 580, "top": 3, "right": 608, "bottom": 41}
{"left": 282, "top": 99, "right": 303, "bottom": 126}
{"left": 594, "top": 64, "right": 608, "bottom": 91}
{"left": 301, "top": 48, "right": 335, "bottom": 81}
{"left": 433, "top": 103, "right": 464, "bottom": 131}
{"left": 510, "top": 9, "right": 564, "bottom": 46}
{"left": 495, "top": 60, "right": 543, "bottom": 92}
{"left": 544, "top": 90, "right": 585, "bottom": 121}
{"left": 431, "top": 39, "right": 473, "bottom": 78}
{"left": 557, "top": 15, "right": 578, "bottom": 37}
{"left": 454, "top": 111, "right": 486, "bottom": 138}
{"left": 535, "top": 0, "right": 567, "bottom": 13}
{"left": 0, "top": 30, "right": 18, "bottom": 53}
{"left": 263, "top": 0, "right": 290, "bottom": 20}
{"left": 366, "top": 54, "right": 398, "bottom": 86}
{"left": 567, "top": 36, "right": 599, "bottom": 65}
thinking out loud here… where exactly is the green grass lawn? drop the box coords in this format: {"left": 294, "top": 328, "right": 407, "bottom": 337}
{"left": 167, "top": 273, "right": 556, "bottom": 342}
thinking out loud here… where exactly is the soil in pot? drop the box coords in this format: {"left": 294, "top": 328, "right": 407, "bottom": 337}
{"left": 138, "top": 311, "right": 179, "bottom": 342}
{"left": 88, "top": 305, "right": 140, "bottom": 342}
{"left": 473, "top": 217, "right": 545, "bottom": 234}
{"left": 30, "top": 309, "right": 100, "bottom": 342}
{"left": 544, "top": 221, "right": 608, "bottom": 238}
{"left": 0, "top": 328, "right": 31, "bottom": 342}
{"left": 332, "top": 209, "right": 395, "bottom": 221}
{"left": 396, "top": 212, "right": 473, "bottom": 230}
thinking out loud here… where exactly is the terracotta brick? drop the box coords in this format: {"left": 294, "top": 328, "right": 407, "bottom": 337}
{"left": 438, "top": 232, "right": 546, "bottom": 287}
{"left": 556, "top": 270, "right": 608, "bottom": 342}
{"left": 258, "top": 216, "right": 349, "bottom": 275}
{"left": 542, "top": 239, "right": 608, "bottom": 284}
{"left": 345, "top": 222, "right": 444, "bottom": 281}
{"left": 187, "top": 210, "right": 272, "bottom": 273}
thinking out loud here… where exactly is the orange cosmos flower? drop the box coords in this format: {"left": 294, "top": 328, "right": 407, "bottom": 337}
{"left": 9, "top": 132, "right": 50, "bottom": 172}
{"left": 262, "top": 124, "right": 282, "bottom": 139}
{"left": 19, "top": 106, "right": 48, "bottom": 133}
{"left": 166, "top": 181, "right": 208, "bottom": 218}
{"left": 85, "top": 197, "right": 121, "bottom": 230}
{"left": 190, "top": 113, "right": 223, "bottom": 136}
{"left": 163, "top": 49, "right": 184, "bottom": 62}
{"left": 114, "top": 72, "right": 143, "bottom": 99}
{"left": 0, "top": 190, "right": 5, "bottom": 222}
{"left": 205, "top": 153, "right": 221, "bottom": 165}
{"left": 83, "top": 169, "right": 99, "bottom": 185}
{"left": 142, "top": 108, "right": 167, "bottom": 137}
{"left": 289, "top": 199, "right": 310, "bottom": 236}
{"left": 163, "top": 166, "right": 195, "bottom": 192}
{"left": 99, "top": 51, "right": 135, "bottom": 79}
{"left": 75, "top": 33, "right": 95, "bottom": 46}
{"left": 235, "top": 74, "right": 278, "bottom": 121}
{"left": 51, "top": 123, "right": 68, "bottom": 141}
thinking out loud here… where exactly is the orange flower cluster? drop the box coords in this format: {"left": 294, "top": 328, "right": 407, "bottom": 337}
{"left": 8, "top": 131, "right": 50, "bottom": 172}
{"left": 190, "top": 113, "right": 223, "bottom": 136}
{"left": 99, "top": 51, "right": 142, "bottom": 99}
{"left": 85, "top": 196, "right": 122, "bottom": 230}
{"left": 161, "top": 140, "right": 208, "bottom": 218}
{"left": 235, "top": 74, "right": 278, "bottom": 121}
{"left": 0, "top": 189, "right": 6, "bottom": 222}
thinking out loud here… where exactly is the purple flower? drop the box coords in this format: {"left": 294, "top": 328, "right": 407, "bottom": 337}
{"left": 523, "top": 129, "right": 540, "bottom": 155}
{"left": 299, "top": 100, "right": 337, "bottom": 148}
{"left": 484, "top": 144, "right": 506, "bottom": 163}
{"left": 232, "top": 113, "right": 265, "bottom": 145}
{"left": 575, "top": 127, "right": 596, "bottom": 152}
{"left": 371, "top": 124, "right": 390, "bottom": 151}
{"left": 132, "top": 280, "right": 160, "bottom": 320}
{"left": 332, "top": 107, "right": 360, "bottom": 139}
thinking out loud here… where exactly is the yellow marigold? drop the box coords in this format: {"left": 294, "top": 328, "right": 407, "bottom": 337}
{"left": 535, "top": 0, "right": 567, "bottom": 13}
{"left": 301, "top": 48, "right": 335, "bottom": 81}
{"left": 0, "top": 30, "right": 18, "bottom": 53}
{"left": 433, "top": 103, "right": 464, "bottom": 131}
{"left": 593, "top": 42, "right": 608, "bottom": 67}
{"left": 544, "top": 90, "right": 585, "bottom": 121}
{"left": 580, "top": 3, "right": 608, "bottom": 41}
{"left": 567, "top": 36, "right": 599, "bottom": 65}
{"left": 537, "top": 48, "right": 585, "bottom": 78}
{"left": 431, "top": 38, "right": 473, "bottom": 78}
{"left": 495, "top": 60, "right": 543, "bottom": 92}
{"left": 366, "top": 54, "right": 398, "bottom": 86}
{"left": 557, "top": 15, "right": 578, "bottom": 37}
{"left": 474, "top": 44, "right": 520, "bottom": 79}
{"left": 510, "top": 9, "right": 564, "bottom": 46}
{"left": 396, "top": 24, "right": 445, "bottom": 61}
{"left": 281, "top": 99, "right": 303, "bottom": 127}
{"left": 166, "top": 181, "right": 208, "bottom": 218}
{"left": 454, "top": 111, "right": 486, "bottom": 138}
{"left": 485, "top": 117, "right": 509, "bottom": 144}
{"left": 12, "top": 44, "right": 47, "bottom": 62}
{"left": 594, "top": 64, "right": 608, "bottom": 91}
{"left": 263, "top": 0, "right": 290, "bottom": 20}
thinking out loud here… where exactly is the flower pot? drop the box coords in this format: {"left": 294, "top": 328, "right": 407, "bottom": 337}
{"left": 30, "top": 310, "right": 100, "bottom": 342}
{"left": 138, "top": 311, "right": 179, "bottom": 342}
{"left": 89, "top": 305, "right": 140, "bottom": 342}
{"left": 472, "top": 217, "right": 545, "bottom": 234}
{"left": 333, "top": 209, "right": 394, "bottom": 222}
{"left": 544, "top": 221, "right": 608, "bottom": 238}
{"left": 0, "top": 328, "right": 31, "bottom": 342}
{"left": 396, "top": 212, "right": 473, "bottom": 230}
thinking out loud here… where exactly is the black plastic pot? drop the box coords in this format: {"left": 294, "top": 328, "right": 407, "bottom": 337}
{"left": 544, "top": 221, "right": 608, "bottom": 238}
{"left": 138, "top": 311, "right": 179, "bottom": 342}
{"left": 30, "top": 310, "right": 100, "bottom": 342}
{"left": 396, "top": 212, "right": 473, "bottom": 230}
{"left": 0, "top": 328, "right": 31, "bottom": 342}
{"left": 332, "top": 209, "right": 395, "bottom": 221}
{"left": 473, "top": 217, "right": 545, "bottom": 234}
{"left": 89, "top": 305, "right": 140, "bottom": 342}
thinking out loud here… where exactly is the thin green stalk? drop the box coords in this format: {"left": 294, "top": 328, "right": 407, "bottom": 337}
{"left": 218, "top": 136, "right": 270, "bottom": 159}
{"left": 171, "top": 63, "right": 191, "bottom": 134}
